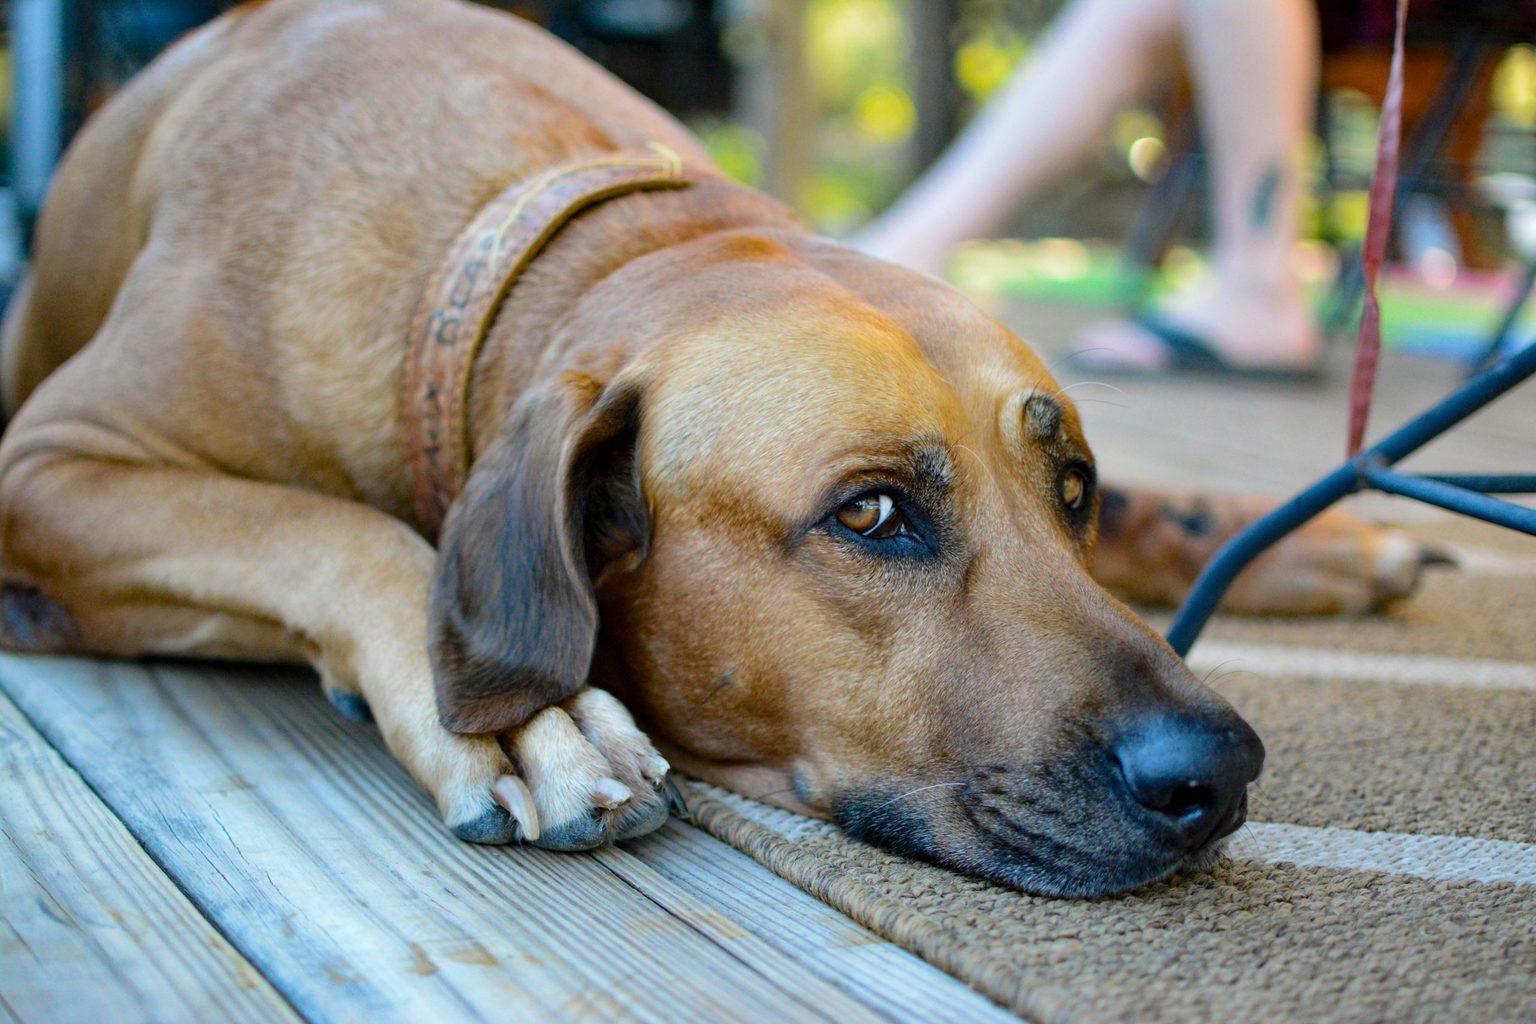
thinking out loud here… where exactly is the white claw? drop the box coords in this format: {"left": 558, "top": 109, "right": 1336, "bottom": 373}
{"left": 592, "top": 778, "right": 633, "bottom": 810}
{"left": 642, "top": 754, "right": 672, "bottom": 786}
{"left": 492, "top": 775, "right": 541, "bottom": 842}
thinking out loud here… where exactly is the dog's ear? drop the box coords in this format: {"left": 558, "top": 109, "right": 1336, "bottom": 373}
{"left": 429, "top": 369, "right": 649, "bottom": 734}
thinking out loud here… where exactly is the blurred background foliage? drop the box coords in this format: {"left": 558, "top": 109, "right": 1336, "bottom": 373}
{"left": 689, "top": 0, "right": 1536, "bottom": 356}
{"left": 9, "top": 0, "right": 1536, "bottom": 247}
{"left": 703, "top": 0, "right": 1058, "bottom": 234}
{"left": 6, "top": 0, "right": 1536, "bottom": 354}
{"left": 697, "top": 0, "right": 1536, "bottom": 245}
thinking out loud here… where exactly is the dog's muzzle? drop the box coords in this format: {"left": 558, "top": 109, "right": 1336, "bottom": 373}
{"left": 833, "top": 705, "right": 1264, "bottom": 899}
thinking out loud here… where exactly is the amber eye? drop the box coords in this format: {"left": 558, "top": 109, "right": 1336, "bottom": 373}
{"left": 1061, "top": 468, "right": 1089, "bottom": 511}
{"left": 836, "top": 493, "right": 907, "bottom": 539}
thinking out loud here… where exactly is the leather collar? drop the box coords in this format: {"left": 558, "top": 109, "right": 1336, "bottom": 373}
{"left": 402, "top": 143, "right": 708, "bottom": 539}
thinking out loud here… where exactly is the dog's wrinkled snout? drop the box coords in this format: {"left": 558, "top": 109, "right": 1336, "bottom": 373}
{"left": 1111, "top": 710, "right": 1264, "bottom": 850}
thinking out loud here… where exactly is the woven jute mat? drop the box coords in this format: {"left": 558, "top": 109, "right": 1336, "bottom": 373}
{"left": 682, "top": 517, "right": 1536, "bottom": 1023}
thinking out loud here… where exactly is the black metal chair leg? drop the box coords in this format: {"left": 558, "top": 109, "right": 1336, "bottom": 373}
{"left": 1167, "top": 336, "right": 1536, "bottom": 656}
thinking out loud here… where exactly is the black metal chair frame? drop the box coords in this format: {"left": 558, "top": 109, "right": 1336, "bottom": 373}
{"left": 1115, "top": 18, "right": 1536, "bottom": 655}
{"left": 1166, "top": 326, "right": 1536, "bottom": 655}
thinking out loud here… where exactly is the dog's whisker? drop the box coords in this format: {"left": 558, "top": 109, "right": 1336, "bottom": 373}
{"left": 1058, "top": 380, "right": 1125, "bottom": 396}
{"left": 1218, "top": 820, "right": 1259, "bottom": 862}
{"left": 1199, "top": 659, "right": 1243, "bottom": 686}
{"left": 1200, "top": 657, "right": 1239, "bottom": 677}
{"left": 871, "top": 781, "right": 965, "bottom": 811}
{"left": 1042, "top": 350, "right": 1090, "bottom": 375}
{"left": 1243, "top": 783, "right": 1271, "bottom": 823}
{"left": 1207, "top": 667, "right": 1259, "bottom": 688}
{"left": 954, "top": 443, "right": 999, "bottom": 490}
{"left": 1046, "top": 345, "right": 1120, "bottom": 372}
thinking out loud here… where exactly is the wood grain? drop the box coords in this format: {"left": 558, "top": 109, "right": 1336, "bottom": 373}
{"left": 1008, "top": 306, "right": 1536, "bottom": 496}
{"left": 0, "top": 654, "right": 900, "bottom": 1024}
{"left": 0, "top": 691, "right": 298, "bottom": 1024}
{"left": 617, "top": 825, "right": 1020, "bottom": 1024}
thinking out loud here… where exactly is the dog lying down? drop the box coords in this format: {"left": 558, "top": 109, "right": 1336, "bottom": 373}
{"left": 0, "top": 0, "right": 1447, "bottom": 898}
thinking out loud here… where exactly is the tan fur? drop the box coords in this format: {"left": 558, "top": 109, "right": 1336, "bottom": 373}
{"left": 0, "top": 0, "right": 1432, "bottom": 887}
{"left": 1093, "top": 487, "right": 1443, "bottom": 615}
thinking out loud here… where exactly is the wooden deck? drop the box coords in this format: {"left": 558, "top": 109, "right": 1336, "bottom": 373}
{"left": 3, "top": 304, "right": 1530, "bottom": 1022}
{"left": 0, "top": 655, "right": 1017, "bottom": 1023}
{"left": 1004, "top": 298, "right": 1533, "bottom": 499}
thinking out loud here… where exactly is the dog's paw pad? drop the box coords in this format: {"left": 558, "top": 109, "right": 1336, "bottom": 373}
{"left": 612, "top": 787, "right": 673, "bottom": 841}
{"left": 509, "top": 705, "right": 632, "bottom": 848}
{"left": 564, "top": 689, "right": 674, "bottom": 841}
{"left": 507, "top": 701, "right": 679, "bottom": 850}
{"left": 532, "top": 810, "right": 612, "bottom": 851}
{"left": 449, "top": 803, "right": 522, "bottom": 845}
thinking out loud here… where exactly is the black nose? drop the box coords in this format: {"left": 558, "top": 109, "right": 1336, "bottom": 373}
{"left": 1112, "top": 711, "right": 1264, "bottom": 849}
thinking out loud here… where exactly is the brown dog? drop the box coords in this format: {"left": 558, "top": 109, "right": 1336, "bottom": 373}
{"left": 0, "top": 0, "right": 1435, "bottom": 896}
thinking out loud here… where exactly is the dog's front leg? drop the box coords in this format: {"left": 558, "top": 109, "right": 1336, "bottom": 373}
{"left": 0, "top": 445, "right": 556, "bottom": 843}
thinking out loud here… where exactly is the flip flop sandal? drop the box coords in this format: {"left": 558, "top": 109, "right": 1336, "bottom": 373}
{"left": 1067, "top": 315, "right": 1325, "bottom": 382}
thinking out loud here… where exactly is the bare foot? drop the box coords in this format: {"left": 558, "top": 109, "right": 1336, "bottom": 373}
{"left": 1074, "top": 284, "right": 1321, "bottom": 374}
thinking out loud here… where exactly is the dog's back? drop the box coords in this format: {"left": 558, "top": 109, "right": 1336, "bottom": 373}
{"left": 0, "top": 5, "right": 239, "bottom": 415}
{"left": 1, "top": 0, "right": 706, "bottom": 428}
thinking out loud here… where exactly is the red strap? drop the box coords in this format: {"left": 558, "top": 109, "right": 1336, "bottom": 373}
{"left": 1346, "top": 0, "right": 1409, "bottom": 457}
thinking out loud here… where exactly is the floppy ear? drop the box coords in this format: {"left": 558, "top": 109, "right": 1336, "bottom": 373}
{"left": 428, "top": 369, "right": 648, "bottom": 734}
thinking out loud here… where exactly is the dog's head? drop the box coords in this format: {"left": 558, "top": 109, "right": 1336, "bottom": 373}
{"left": 430, "top": 231, "right": 1262, "bottom": 897}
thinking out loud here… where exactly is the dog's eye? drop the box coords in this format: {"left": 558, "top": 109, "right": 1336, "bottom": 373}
{"left": 1061, "top": 468, "right": 1090, "bottom": 511}
{"left": 837, "top": 493, "right": 907, "bottom": 539}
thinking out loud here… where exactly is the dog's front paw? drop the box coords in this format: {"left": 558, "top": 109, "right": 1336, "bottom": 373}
{"left": 505, "top": 688, "right": 673, "bottom": 850}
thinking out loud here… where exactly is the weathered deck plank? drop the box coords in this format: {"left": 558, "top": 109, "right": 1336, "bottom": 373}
{"left": 1054, "top": 351, "right": 1536, "bottom": 494}
{"left": 0, "top": 654, "right": 899, "bottom": 1024}
{"left": 618, "top": 825, "right": 1020, "bottom": 1024}
{"left": 0, "top": 691, "right": 298, "bottom": 1024}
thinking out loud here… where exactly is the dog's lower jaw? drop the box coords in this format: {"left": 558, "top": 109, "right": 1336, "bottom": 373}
{"left": 833, "top": 782, "right": 1242, "bottom": 899}
{"left": 961, "top": 831, "right": 1236, "bottom": 900}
